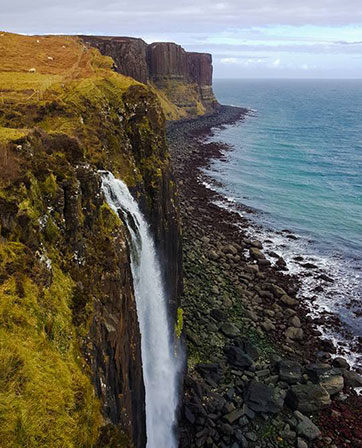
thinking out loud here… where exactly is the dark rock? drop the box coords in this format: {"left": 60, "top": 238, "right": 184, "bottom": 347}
{"left": 244, "top": 381, "right": 283, "bottom": 414}
{"left": 225, "top": 346, "right": 254, "bottom": 369}
{"left": 223, "top": 408, "right": 244, "bottom": 424}
{"left": 305, "top": 364, "right": 344, "bottom": 395}
{"left": 295, "top": 411, "right": 321, "bottom": 441}
{"left": 185, "top": 405, "right": 196, "bottom": 424}
{"left": 210, "top": 308, "right": 227, "bottom": 322}
{"left": 278, "top": 360, "right": 302, "bottom": 384}
{"left": 343, "top": 370, "right": 362, "bottom": 388}
{"left": 286, "top": 384, "right": 331, "bottom": 413}
{"left": 332, "top": 357, "right": 350, "bottom": 369}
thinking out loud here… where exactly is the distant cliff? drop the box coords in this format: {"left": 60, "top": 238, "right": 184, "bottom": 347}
{"left": 80, "top": 36, "right": 219, "bottom": 119}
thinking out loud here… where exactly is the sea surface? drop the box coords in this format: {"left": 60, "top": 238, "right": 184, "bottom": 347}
{"left": 205, "top": 79, "right": 362, "bottom": 364}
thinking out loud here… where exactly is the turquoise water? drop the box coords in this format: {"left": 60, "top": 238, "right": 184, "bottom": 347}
{"left": 206, "top": 79, "right": 362, "bottom": 360}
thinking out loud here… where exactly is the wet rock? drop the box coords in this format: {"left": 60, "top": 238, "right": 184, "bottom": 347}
{"left": 305, "top": 364, "right": 344, "bottom": 395}
{"left": 332, "top": 357, "right": 350, "bottom": 370}
{"left": 244, "top": 381, "right": 283, "bottom": 414}
{"left": 286, "top": 384, "right": 331, "bottom": 413}
{"left": 343, "top": 370, "right": 362, "bottom": 388}
{"left": 249, "top": 247, "right": 265, "bottom": 260}
{"left": 278, "top": 360, "right": 302, "bottom": 384}
{"left": 281, "top": 295, "right": 299, "bottom": 307}
{"left": 251, "top": 240, "right": 263, "bottom": 249}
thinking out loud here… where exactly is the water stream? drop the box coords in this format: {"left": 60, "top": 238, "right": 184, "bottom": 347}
{"left": 101, "top": 171, "right": 180, "bottom": 448}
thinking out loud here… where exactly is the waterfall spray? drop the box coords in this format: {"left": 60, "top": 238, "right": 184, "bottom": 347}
{"left": 101, "top": 171, "right": 180, "bottom": 448}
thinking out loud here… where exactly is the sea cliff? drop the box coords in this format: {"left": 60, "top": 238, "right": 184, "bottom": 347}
{"left": 80, "top": 35, "right": 219, "bottom": 119}
{"left": 0, "top": 32, "right": 181, "bottom": 447}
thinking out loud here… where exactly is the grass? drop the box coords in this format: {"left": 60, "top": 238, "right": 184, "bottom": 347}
{"left": 0, "top": 244, "right": 101, "bottom": 447}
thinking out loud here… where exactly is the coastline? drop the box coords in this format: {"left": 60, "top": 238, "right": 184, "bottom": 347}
{"left": 167, "top": 106, "right": 362, "bottom": 448}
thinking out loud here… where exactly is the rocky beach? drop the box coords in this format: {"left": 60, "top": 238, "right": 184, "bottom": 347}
{"left": 167, "top": 106, "right": 362, "bottom": 448}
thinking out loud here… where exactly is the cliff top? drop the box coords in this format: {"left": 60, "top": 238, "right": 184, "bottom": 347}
{"left": 0, "top": 32, "right": 139, "bottom": 142}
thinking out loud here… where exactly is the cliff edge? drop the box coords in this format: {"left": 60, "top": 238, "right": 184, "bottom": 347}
{"left": 80, "top": 35, "right": 219, "bottom": 120}
{"left": 0, "top": 32, "right": 181, "bottom": 447}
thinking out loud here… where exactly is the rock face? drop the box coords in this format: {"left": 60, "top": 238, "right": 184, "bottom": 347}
{"left": 80, "top": 35, "right": 148, "bottom": 84}
{"left": 80, "top": 36, "right": 219, "bottom": 117}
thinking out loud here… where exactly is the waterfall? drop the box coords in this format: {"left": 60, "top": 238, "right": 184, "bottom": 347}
{"left": 100, "top": 171, "right": 180, "bottom": 448}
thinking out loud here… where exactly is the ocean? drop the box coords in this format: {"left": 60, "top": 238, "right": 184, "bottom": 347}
{"left": 205, "top": 79, "right": 362, "bottom": 364}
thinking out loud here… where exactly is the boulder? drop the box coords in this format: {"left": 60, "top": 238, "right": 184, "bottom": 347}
{"left": 278, "top": 360, "right": 303, "bottom": 384}
{"left": 244, "top": 381, "right": 283, "bottom": 414}
{"left": 332, "top": 357, "right": 350, "bottom": 369}
{"left": 305, "top": 364, "right": 344, "bottom": 395}
{"left": 285, "top": 327, "right": 304, "bottom": 341}
{"left": 286, "top": 384, "right": 331, "bottom": 413}
{"left": 223, "top": 408, "right": 244, "bottom": 424}
{"left": 295, "top": 411, "right": 321, "bottom": 441}
{"left": 249, "top": 247, "right": 265, "bottom": 260}
{"left": 210, "top": 308, "right": 227, "bottom": 322}
{"left": 343, "top": 370, "right": 362, "bottom": 388}
{"left": 220, "top": 322, "right": 240, "bottom": 338}
{"left": 225, "top": 346, "right": 254, "bottom": 369}
{"left": 281, "top": 295, "right": 299, "bottom": 307}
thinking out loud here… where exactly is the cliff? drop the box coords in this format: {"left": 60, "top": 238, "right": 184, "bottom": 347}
{"left": 0, "top": 32, "right": 181, "bottom": 447}
{"left": 80, "top": 36, "right": 219, "bottom": 119}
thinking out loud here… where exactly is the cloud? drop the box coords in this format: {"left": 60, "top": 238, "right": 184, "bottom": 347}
{"left": 2, "top": 0, "right": 362, "bottom": 35}
{"left": 1, "top": 0, "right": 362, "bottom": 78}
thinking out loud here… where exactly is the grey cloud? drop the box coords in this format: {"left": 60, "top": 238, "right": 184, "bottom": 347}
{"left": 2, "top": 0, "right": 362, "bottom": 35}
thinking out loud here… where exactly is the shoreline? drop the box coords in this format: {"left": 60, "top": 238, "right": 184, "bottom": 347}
{"left": 167, "top": 105, "right": 362, "bottom": 448}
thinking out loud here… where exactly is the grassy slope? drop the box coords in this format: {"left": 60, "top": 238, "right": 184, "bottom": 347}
{"left": 0, "top": 32, "right": 165, "bottom": 447}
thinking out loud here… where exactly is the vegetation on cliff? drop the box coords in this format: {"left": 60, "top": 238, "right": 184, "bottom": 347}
{"left": 0, "top": 31, "right": 180, "bottom": 447}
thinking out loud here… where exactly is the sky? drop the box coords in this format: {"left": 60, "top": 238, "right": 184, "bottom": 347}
{"left": 1, "top": 0, "right": 362, "bottom": 78}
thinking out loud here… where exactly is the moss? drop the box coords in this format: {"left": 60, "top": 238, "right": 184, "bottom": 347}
{"left": 175, "top": 307, "right": 184, "bottom": 338}
{"left": 42, "top": 173, "right": 58, "bottom": 198}
{"left": 0, "top": 254, "right": 101, "bottom": 447}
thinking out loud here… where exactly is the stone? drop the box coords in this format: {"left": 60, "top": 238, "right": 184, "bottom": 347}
{"left": 225, "top": 346, "right": 254, "bottom": 369}
{"left": 296, "top": 414, "right": 321, "bottom": 440}
{"left": 251, "top": 240, "right": 263, "bottom": 249}
{"left": 332, "top": 357, "right": 350, "bottom": 369}
{"left": 221, "top": 323, "right": 240, "bottom": 338}
{"left": 280, "top": 295, "right": 299, "bottom": 307}
{"left": 289, "top": 315, "right": 301, "bottom": 328}
{"left": 297, "top": 437, "right": 308, "bottom": 448}
{"left": 262, "top": 318, "right": 275, "bottom": 332}
{"left": 271, "top": 284, "right": 287, "bottom": 298}
{"left": 249, "top": 247, "right": 265, "bottom": 260}
{"left": 305, "top": 364, "right": 344, "bottom": 395}
{"left": 244, "top": 381, "right": 283, "bottom": 414}
{"left": 278, "top": 360, "right": 302, "bottom": 384}
{"left": 285, "top": 327, "right": 304, "bottom": 341}
{"left": 223, "top": 408, "right": 244, "bottom": 424}
{"left": 343, "top": 370, "right": 362, "bottom": 388}
{"left": 209, "top": 250, "right": 219, "bottom": 261}
{"left": 286, "top": 384, "right": 331, "bottom": 413}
